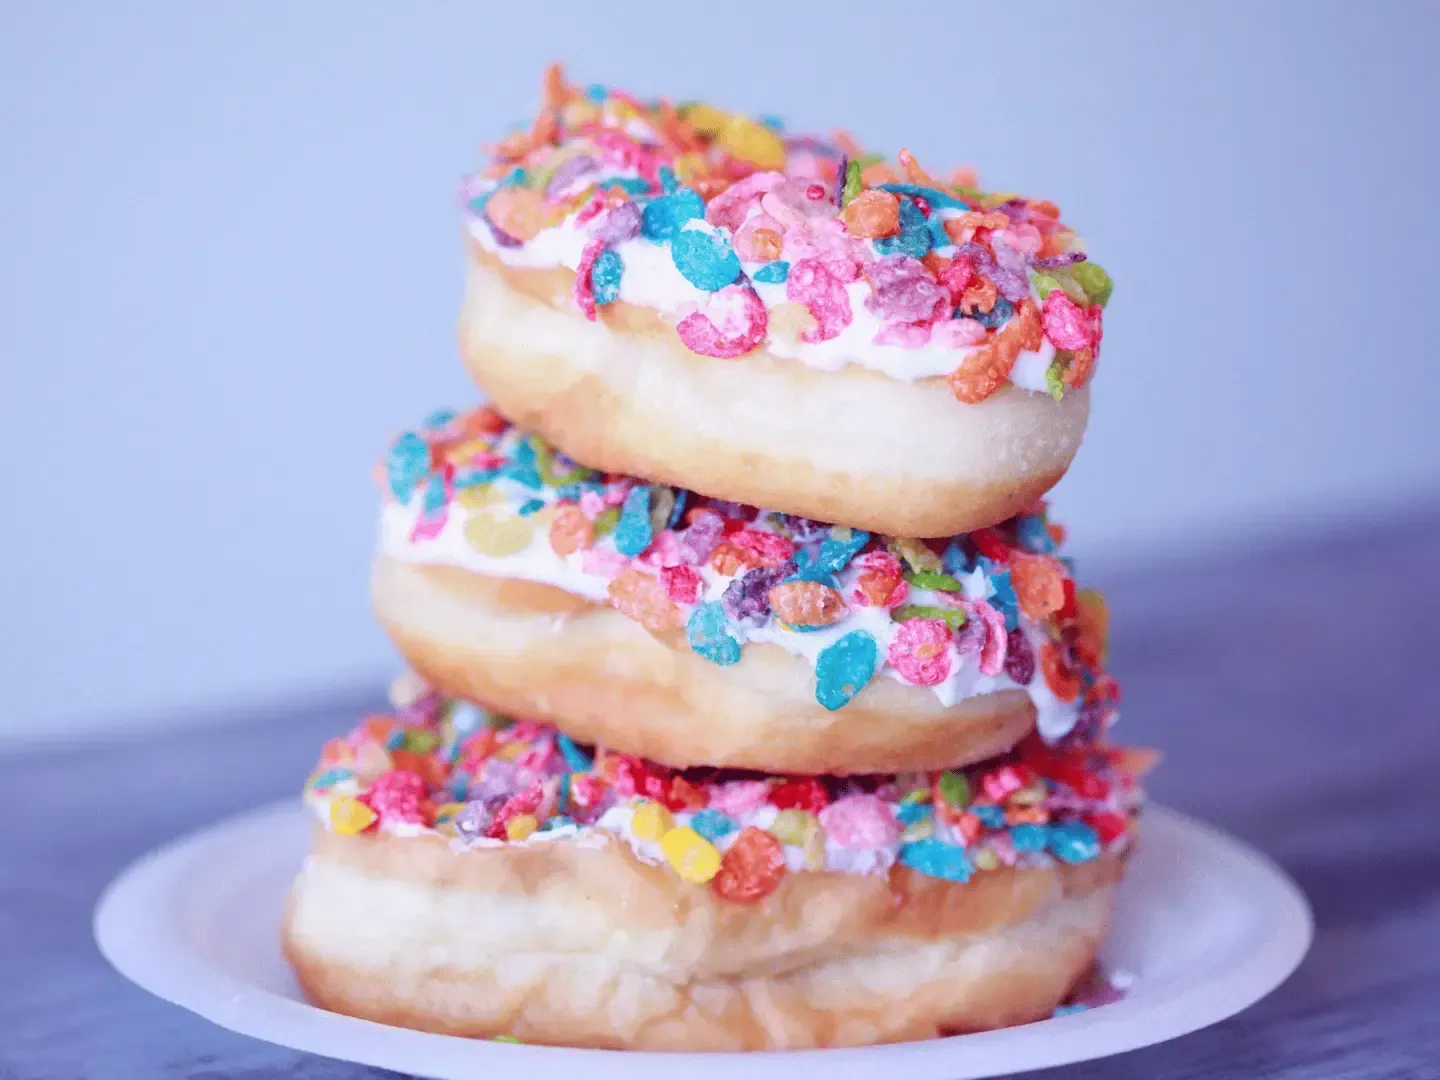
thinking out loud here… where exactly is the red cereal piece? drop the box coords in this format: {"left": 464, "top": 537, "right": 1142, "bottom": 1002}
{"left": 852, "top": 551, "right": 906, "bottom": 606}
{"left": 611, "top": 755, "right": 670, "bottom": 802}
{"left": 573, "top": 237, "right": 605, "bottom": 321}
{"left": 388, "top": 750, "right": 446, "bottom": 789}
{"left": 362, "top": 769, "right": 428, "bottom": 825}
{"left": 728, "top": 529, "right": 796, "bottom": 567}
{"left": 487, "top": 780, "right": 545, "bottom": 839}
{"left": 660, "top": 564, "right": 702, "bottom": 605}
{"left": 548, "top": 505, "right": 594, "bottom": 556}
{"left": 959, "top": 275, "right": 998, "bottom": 315}
{"left": 607, "top": 567, "right": 684, "bottom": 632}
{"left": 770, "top": 778, "right": 830, "bottom": 813}
{"left": 1010, "top": 553, "right": 1069, "bottom": 622}
{"left": 955, "top": 811, "right": 984, "bottom": 844}
{"left": 667, "top": 775, "right": 708, "bottom": 811}
{"left": 1041, "top": 642, "right": 1083, "bottom": 702}
{"left": 712, "top": 826, "right": 786, "bottom": 904}
{"left": 1088, "top": 812, "right": 1129, "bottom": 845}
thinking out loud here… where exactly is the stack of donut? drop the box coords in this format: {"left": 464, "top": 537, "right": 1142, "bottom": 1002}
{"left": 283, "top": 66, "right": 1143, "bottom": 1052}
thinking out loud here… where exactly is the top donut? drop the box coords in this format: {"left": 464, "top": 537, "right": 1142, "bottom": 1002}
{"left": 458, "top": 66, "right": 1111, "bottom": 538}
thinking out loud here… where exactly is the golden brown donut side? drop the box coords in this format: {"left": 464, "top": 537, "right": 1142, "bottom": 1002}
{"left": 372, "top": 555, "right": 1037, "bottom": 775}
{"left": 283, "top": 826, "right": 1122, "bottom": 1050}
{"left": 458, "top": 248, "right": 1089, "bottom": 539}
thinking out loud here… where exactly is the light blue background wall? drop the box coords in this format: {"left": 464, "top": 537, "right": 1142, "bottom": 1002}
{"left": 4, "top": 2, "right": 1438, "bottom": 739}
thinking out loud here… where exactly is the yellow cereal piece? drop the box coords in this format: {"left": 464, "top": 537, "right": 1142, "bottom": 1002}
{"left": 329, "top": 796, "right": 376, "bottom": 836}
{"left": 803, "top": 827, "right": 827, "bottom": 870}
{"left": 768, "top": 809, "right": 819, "bottom": 847}
{"left": 464, "top": 510, "right": 536, "bottom": 557}
{"left": 506, "top": 814, "right": 539, "bottom": 842}
{"left": 767, "top": 302, "right": 818, "bottom": 347}
{"left": 683, "top": 103, "right": 730, "bottom": 136}
{"left": 673, "top": 152, "right": 707, "bottom": 183}
{"left": 902, "top": 818, "right": 936, "bottom": 843}
{"left": 973, "top": 848, "right": 1000, "bottom": 872}
{"left": 718, "top": 116, "right": 786, "bottom": 170}
{"left": 660, "top": 826, "right": 721, "bottom": 884}
{"left": 630, "top": 800, "right": 674, "bottom": 842}
{"left": 495, "top": 740, "right": 528, "bottom": 762}
{"left": 443, "top": 438, "right": 492, "bottom": 468}
{"left": 456, "top": 484, "right": 503, "bottom": 509}
{"left": 432, "top": 801, "right": 465, "bottom": 823}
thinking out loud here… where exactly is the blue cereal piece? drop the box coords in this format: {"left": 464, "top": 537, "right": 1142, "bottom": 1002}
{"left": 986, "top": 569, "right": 1019, "bottom": 631}
{"left": 927, "top": 215, "right": 952, "bottom": 252}
{"left": 814, "top": 630, "right": 879, "bottom": 710}
{"left": 970, "top": 803, "right": 1005, "bottom": 829}
{"left": 666, "top": 488, "right": 689, "bottom": 530}
{"left": 640, "top": 186, "right": 705, "bottom": 241}
{"left": 970, "top": 295, "right": 1015, "bottom": 330}
{"left": 942, "top": 539, "right": 973, "bottom": 576}
{"left": 689, "top": 808, "right": 737, "bottom": 843}
{"left": 671, "top": 227, "right": 742, "bottom": 291}
{"left": 686, "top": 602, "right": 742, "bottom": 666}
{"left": 544, "top": 814, "right": 576, "bottom": 831}
{"left": 899, "top": 838, "right": 973, "bottom": 882}
{"left": 752, "top": 260, "right": 790, "bottom": 283}
{"left": 420, "top": 472, "right": 447, "bottom": 516}
{"left": 386, "top": 432, "right": 430, "bottom": 503}
{"left": 875, "top": 183, "right": 968, "bottom": 211}
{"left": 658, "top": 165, "right": 678, "bottom": 193}
{"left": 1009, "top": 823, "right": 1049, "bottom": 853}
{"left": 1052, "top": 1003, "right": 1089, "bottom": 1017}
{"left": 1015, "top": 514, "right": 1055, "bottom": 553}
{"left": 423, "top": 408, "right": 456, "bottom": 429}
{"left": 874, "top": 198, "right": 932, "bottom": 258}
{"left": 309, "top": 767, "right": 352, "bottom": 791}
{"left": 896, "top": 801, "right": 933, "bottom": 825}
{"left": 584, "top": 83, "right": 607, "bottom": 102}
{"left": 592, "top": 248, "right": 623, "bottom": 305}
{"left": 516, "top": 498, "right": 545, "bottom": 516}
{"left": 1048, "top": 821, "right": 1102, "bottom": 864}
{"left": 614, "top": 486, "right": 654, "bottom": 556}
{"left": 787, "top": 548, "right": 838, "bottom": 587}
{"left": 447, "top": 700, "right": 487, "bottom": 735}
{"left": 555, "top": 732, "right": 593, "bottom": 773}
{"left": 602, "top": 176, "right": 653, "bottom": 196}
{"left": 813, "top": 526, "right": 871, "bottom": 574}
{"left": 498, "top": 460, "right": 542, "bottom": 489}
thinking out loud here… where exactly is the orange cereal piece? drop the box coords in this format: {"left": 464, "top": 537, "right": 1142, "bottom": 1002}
{"left": 748, "top": 227, "right": 783, "bottom": 262}
{"left": 766, "top": 302, "right": 818, "bottom": 347}
{"left": 841, "top": 189, "right": 901, "bottom": 238}
{"left": 1010, "top": 554, "right": 1069, "bottom": 622}
{"left": 767, "top": 580, "right": 847, "bottom": 629}
{"left": 389, "top": 749, "right": 447, "bottom": 789}
{"left": 946, "top": 299, "right": 1041, "bottom": 404}
{"left": 1041, "top": 642, "right": 1082, "bottom": 702}
{"left": 708, "top": 541, "right": 756, "bottom": 577}
{"left": 361, "top": 715, "right": 397, "bottom": 744}
{"left": 1064, "top": 346, "right": 1097, "bottom": 388}
{"left": 319, "top": 738, "right": 354, "bottom": 768}
{"left": 897, "top": 148, "right": 940, "bottom": 187}
{"left": 959, "top": 276, "right": 998, "bottom": 315}
{"left": 1073, "top": 588, "right": 1110, "bottom": 668}
{"left": 712, "top": 826, "right": 786, "bottom": 904}
{"left": 1048, "top": 522, "right": 1068, "bottom": 547}
{"left": 860, "top": 161, "right": 900, "bottom": 186}
{"left": 548, "top": 505, "right": 594, "bottom": 556}
{"left": 607, "top": 567, "right": 683, "bottom": 633}
{"left": 855, "top": 567, "right": 903, "bottom": 606}
{"left": 485, "top": 186, "right": 550, "bottom": 242}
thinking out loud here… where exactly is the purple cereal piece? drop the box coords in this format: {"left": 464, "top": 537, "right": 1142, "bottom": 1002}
{"left": 470, "top": 758, "right": 518, "bottom": 801}
{"left": 453, "top": 796, "right": 507, "bottom": 841}
{"left": 833, "top": 153, "right": 848, "bottom": 208}
{"left": 678, "top": 510, "right": 725, "bottom": 564}
{"left": 1032, "top": 252, "right": 1089, "bottom": 270}
{"left": 485, "top": 218, "right": 523, "bottom": 248}
{"left": 591, "top": 200, "right": 643, "bottom": 245}
{"left": 545, "top": 154, "right": 599, "bottom": 197}
{"left": 863, "top": 256, "right": 948, "bottom": 323}
{"left": 988, "top": 264, "right": 1032, "bottom": 303}
{"left": 721, "top": 564, "right": 791, "bottom": 625}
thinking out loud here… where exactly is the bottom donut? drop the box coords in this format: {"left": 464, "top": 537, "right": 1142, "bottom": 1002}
{"left": 283, "top": 677, "right": 1148, "bottom": 1051}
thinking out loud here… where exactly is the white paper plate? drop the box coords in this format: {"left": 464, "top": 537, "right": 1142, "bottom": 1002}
{"left": 94, "top": 800, "right": 1311, "bottom": 1079}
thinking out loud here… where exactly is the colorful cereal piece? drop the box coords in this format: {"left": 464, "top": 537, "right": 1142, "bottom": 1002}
{"left": 841, "top": 189, "right": 901, "bottom": 238}
{"left": 712, "top": 826, "right": 786, "bottom": 903}
{"left": 892, "top": 603, "right": 966, "bottom": 631}
{"left": 987, "top": 569, "right": 1020, "bottom": 630}
{"left": 555, "top": 732, "right": 592, "bottom": 773}
{"left": 905, "top": 570, "right": 964, "bottom": 592}
{"left": 768, "top": 808, "right": 820, "bottom": 846}
{"left": 1041, "top": 643, "right": 1082, "bottom": 701}
{"left": 661, "top": 564, "right": 702, "bottom": 605}
{"left": 767, "top": 580, "right": 847, "bottom": 629}
{"left": 607, "top": 567, "right": 683, "bottom": 632}
{"left": 1048, "top": 821, "right": 1102, "bottom": 864}
{"left": 887, "top": 617, "right": 954, "bottom": 686}
{"left": 1072, "top": 261, "right": 1114, "bottom": 307}
{"left": 363, "top": 769, "right": 427, "bottom": 825}
{"left": 819, "top": 794, "right": 901, "bottom": 848}
{"left": 890, "top": 536, "right": 942, "bottom": 573}
{"left": 812, "top": 527, "right": 870, "bottom": 573}
{"left": 686, "top": 601, "right": 742, "bottom": 666}
{"left": 631, "top": 799, "right": 675, "bottom": 841}
{"left": 640, "top": 187, "right": 705, "bottom": 241}
{"left": 329, "top": 795, "right": 377, "bottom": 835}
{"left": 464, "top": 510, "right": 536, "bottom": 557}
{"left": 717, "top": 115, "right": 786, "bottom": 169}
{"left": 785, "top": 258, "right": 852, "bottom": 342}
{"left": 814, "top": 630, "right": 879, "bottom": 710}
{"left": 548, "top": 505, "right": 594, "bottom": 556}
{"left": 770, "top": 777, "right": 830, "bottom": 813}
{"left": 899, "top": 839, "right": 973, "bottom": 882}
{"left": 1010, "top": 823, "right": 1049, "bottom": 853}
{"left": 676, "top": 281, "right": 767, "bottom": 358}
{"left": 1010, "top": 553, "right": 1068, "bottom": 622}
{"left": 690, "top": 808, "right": 737, "bottom": 843}
{"left": 873, "top": 198, "right": 931, "bottom": 258}
{"left": 671, "top": 227, "right": 742, "bottom": 291}
{"left": 875, "top": 182, "right": 968, "bottom": 211}
{"left": 387, "top": 432, "right": 430, "bottom": 503}
{"left": 752, "top": 260, "right": 789, "bottom": 283}
{"left": 1003, "top": 627, "right": 1036, "bottom": 684}
{"left": 660, "top": 826, "right": 722, "bottom": 883}
{"left": 484, "top": 186, "right": 550, "bottom": 242}
{"left": 613, "top": 485, "right": 654, "bottom": 556}
{"left": 1042, "top": 288, "right": 1100, "bottom": 350}
{"left": 937, "top": 770, "right": 971, "bottom": 808}
{"left": 721, "top": 565, "right": 788, "bottom": 624}
{"left": 505, "top": 814, "right": 539, "bottom": 841}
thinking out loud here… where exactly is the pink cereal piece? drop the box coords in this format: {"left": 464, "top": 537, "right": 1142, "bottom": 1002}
{"left": 733, "top": 213, "right": 785, "bottom": 263}
{"left": 603, "top": 480, "right": 633, "bottom": 507}
{"left": 708, "top": 780, "right": 773, "bottom": 816}
{"left": 639, "top": 529, "right": 684, "bottom": 568}
{"left": 972, "top": 598, "right": 1008, "bottom": 676}
{"left": 930, "top": 318, "right": 988, "bottom": 348}
{"left": 660, "top": 564, "right": 702, "bottom": 605}
{"left": 783, "top": 218, "right": 865, "bottom": 283}
{"left": 363, "top": 770, "right": 427, "bottom": 825}
{"left": 581, "top": 547, "right": 629, "bottom": 579}
{"left": 728, "top": 528, "right": 795, "bottom": 567}
{"left": 761, "top": 177, "right": 838, "bottom": 228}
{"left": 999, "top": 223, "right": 1043, "bottom": 255}
{"left": 785, "top": 258, "right": 853, "bottom": 343}
{"left": 706, "top": 171, "right": 785, "bottom": 231}
{"left": 408, "top": 507, "right": 448, "bottom": 542}
{"left": 1042, "top": 289, "right": 1098, "bottom": 350}
{"left": 574, "top": 238, "right": 605, "bottom": 321}
{"left": 677, "top": 281, "right": 768, "bottom": 358}
{"left": 819, "top": 794, "right": 902, "bottom": 848}
{"left": 874, "top": 322, "right": 932, "bottom": 348}
{"left": 516, "top": 736, "right": 554, "bottom": 772}
{"left": 887, "top": 617, "right": 955, "bottom": 686}
{"left": 578, "top": 489, "right": 606, "bottom": 517}
{"left": 864, "top": 255, "right": 950, "bottom": 324}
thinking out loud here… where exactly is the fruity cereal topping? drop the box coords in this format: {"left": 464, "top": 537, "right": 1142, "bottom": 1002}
{"left": 461, "top": 65, "right": 1111, "bottom": 401}
{"left": 304, "top": 676, "right": 1149, "bottom": 901}
{"left": 380, "top": 407, "right": 1120, "bottom": 742}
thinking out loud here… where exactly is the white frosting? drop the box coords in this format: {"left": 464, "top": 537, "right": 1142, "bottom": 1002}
{"left": 379, "top": 486, "right": 1081, "bottom": 738}
{"left": 469, "top": 202, "right": 1057, "bottom": 385}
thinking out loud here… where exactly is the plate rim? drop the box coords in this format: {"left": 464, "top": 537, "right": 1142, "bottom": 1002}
{"left": 94, "top": 799, "right": 1313, "bottom": 1079}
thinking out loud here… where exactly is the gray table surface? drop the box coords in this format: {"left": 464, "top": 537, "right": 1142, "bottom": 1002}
{"left": 4, "top": 510, "right": 1440, "bottom": 1079}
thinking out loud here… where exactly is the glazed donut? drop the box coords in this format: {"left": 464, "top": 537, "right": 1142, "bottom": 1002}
{"left": 373, "top": 407, "right": 1119, "bottom": 775}
{"left": 456, "top": 66, "right": 1110, "bottom": 538}
{"left": 283, "top": 688, "right": 1146, "bottom": 1050}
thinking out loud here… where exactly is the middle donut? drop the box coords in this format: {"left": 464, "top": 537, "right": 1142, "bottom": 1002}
{"left": 374, "top": 406, "right": 1117, "bottom": 776}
